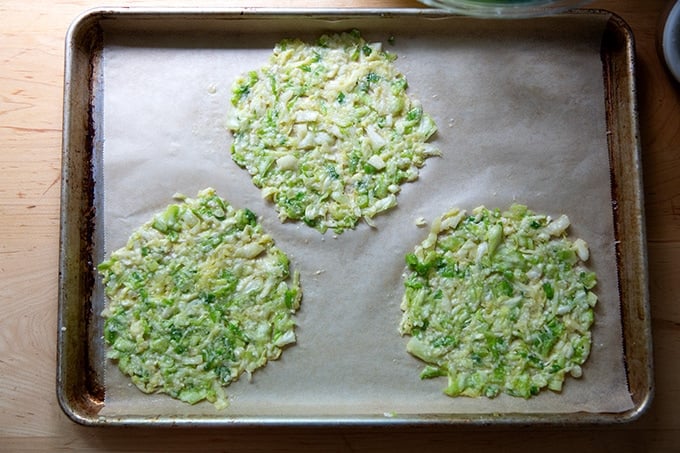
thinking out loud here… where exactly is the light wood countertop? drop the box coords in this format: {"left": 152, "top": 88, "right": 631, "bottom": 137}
{"left": 1, "top": 0, "right": 678, "bottom": 451}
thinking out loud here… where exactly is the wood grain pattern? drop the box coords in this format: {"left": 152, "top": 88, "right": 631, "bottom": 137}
{"left": 1, "top": 0, "right": 679, "bottom": 450}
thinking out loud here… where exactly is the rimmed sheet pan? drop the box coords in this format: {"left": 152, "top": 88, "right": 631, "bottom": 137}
{"left": 58, "top": 7, "right": 652, "bottom": 426}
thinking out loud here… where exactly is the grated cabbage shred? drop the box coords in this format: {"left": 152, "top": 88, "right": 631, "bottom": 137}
{"left": 98, "top": 188, "right": 302, "bottom": 409}
{"left": 399, "top": 204, "right": 597, "bottom": 398}
{"left": 227, "top": 30, "right": 440, "bottom": 233}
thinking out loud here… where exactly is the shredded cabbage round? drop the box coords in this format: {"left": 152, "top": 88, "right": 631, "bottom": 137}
{"left": 227, "top": 30, "right": 439, "bottom": 233}
{"left": 99, "top": 188, "right": 302, "bottom": 409}
{"left": 400, "top": 204, "right": 597, "bottom": 398}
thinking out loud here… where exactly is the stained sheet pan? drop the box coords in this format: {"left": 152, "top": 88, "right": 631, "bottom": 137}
{"left": 58, "top": 7, "right": 652, "bottom": 426}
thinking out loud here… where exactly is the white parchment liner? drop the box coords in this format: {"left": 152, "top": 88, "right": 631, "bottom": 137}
{"left": 98, "top": 13, "right": 634, "bottom": 417}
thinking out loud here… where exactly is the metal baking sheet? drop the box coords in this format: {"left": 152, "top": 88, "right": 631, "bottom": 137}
{"left": 57, "top": 7, "right": 652, "bottom": 426}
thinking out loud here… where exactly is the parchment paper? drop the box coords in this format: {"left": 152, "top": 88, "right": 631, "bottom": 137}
{"left": 97, "top": 13, "right": 634, "bottom": 417}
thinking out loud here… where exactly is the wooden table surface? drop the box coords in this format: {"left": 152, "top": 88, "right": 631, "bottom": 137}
{"left": 1, "top": 0, "right": 678, "bottom": 451}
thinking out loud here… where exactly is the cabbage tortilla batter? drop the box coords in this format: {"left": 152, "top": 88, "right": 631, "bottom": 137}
{"left": 227, "top": 30, "right": 439, "bottom": 233}
{"left": 400, "top": 205, "right": 597, "bottom": 398}
{"left": 98, "top": 188, "right": 302, "bottom": 409}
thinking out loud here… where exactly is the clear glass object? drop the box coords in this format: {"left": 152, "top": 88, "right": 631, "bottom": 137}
{"left": 418, "top": 0, "right": 592, "bottom": 18}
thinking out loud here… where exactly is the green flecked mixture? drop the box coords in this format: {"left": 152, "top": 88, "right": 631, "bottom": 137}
{"left": 400, "top": 204, "right": 597, "bottom": 398}
{"left": 226, "top": 30, "right": 439, "bottom": 234}
{"left": 98, "top": 188, "right": 302, "bottom": 409}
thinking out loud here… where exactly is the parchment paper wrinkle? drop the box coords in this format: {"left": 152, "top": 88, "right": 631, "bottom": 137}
{"left": 98, "top": 14, "right": 634, "bottom": 417}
